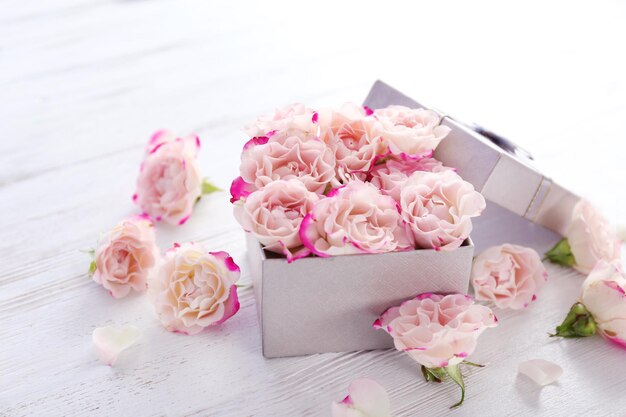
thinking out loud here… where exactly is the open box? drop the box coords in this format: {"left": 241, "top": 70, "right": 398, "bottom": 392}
{"left": 246, "top": 233, "right": 474, "bottom": 358}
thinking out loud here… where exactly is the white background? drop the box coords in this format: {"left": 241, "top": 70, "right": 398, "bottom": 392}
{"left": 1, "top": 1, "right": 626, "bottom": 416}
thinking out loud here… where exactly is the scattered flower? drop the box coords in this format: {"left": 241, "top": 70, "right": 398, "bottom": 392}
{"left": 518, "top": 359, "right": 563, "bottom": 386}
{"left": 471, "top": 244, "right": 547, "bottom": 309}
{"left": 331, "top": 378, "right": 392, "bottom": 417}
{"left": 149, "top": 243, "right": 240, "bottom": 335}
{"left": 92, "top": 325, "right": 141, "bottom": 366}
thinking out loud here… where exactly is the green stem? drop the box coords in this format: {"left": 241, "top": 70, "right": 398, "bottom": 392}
{"left": 445, "top": 364, "right": 466, "bottom": 409}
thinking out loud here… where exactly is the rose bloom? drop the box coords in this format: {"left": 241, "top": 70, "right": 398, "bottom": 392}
{"left": 235, "top": 130, "right": 338, "bottom": 196}
{"left": 369, "top": 155, "right": 454, "bottom": 202}
{"left": 373, "top": 105, "right": 451, "bottom": 157}
{"left": 134, "top": 131, "right": 202, "bottom": 225}
{"left": 374, "top": 293, "right": 498, "bottom": 369}
{"left": 300, "top": 180, "right": 412, "bottom": 257}
{"left": 92, "top": 216, "right": 159, "bottom": 298}
{"left": 580, "top": 261, "right": 626, "bottom": 348}
{"left": 471, "top": 244, "right": 548, "bottom": 310}
{"left": 400, "top": 170, "right": 486, "bottom": 251}
{"left": 331, "top": 378, "right": 391, "bottom": 417}
{"left": 567, "top": 199, "right": 621, "bottom": 274}
{"left": 149, "top": 243, "right": 240, "bottom": 335}
{"left": 233, "top": 179, "right": 319, "bottom": 262}
{"left": 317, "top": 103, "right": 386, "bottom": 183}
{"left": 243, "top": 103, "right": 317, "bottom": 138}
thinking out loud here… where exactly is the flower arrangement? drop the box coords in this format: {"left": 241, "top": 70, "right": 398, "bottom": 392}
{"left": 231, "top": 103, "right": 486, "bottom": 261}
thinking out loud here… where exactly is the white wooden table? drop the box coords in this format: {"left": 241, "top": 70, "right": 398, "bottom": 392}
{"left": 2, "top": 1, "right": 626, "bottom": 416}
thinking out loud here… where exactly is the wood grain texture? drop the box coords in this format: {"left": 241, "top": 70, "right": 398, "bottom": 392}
{"left": 1, "top": 0, "right": 626, "bottom": 416}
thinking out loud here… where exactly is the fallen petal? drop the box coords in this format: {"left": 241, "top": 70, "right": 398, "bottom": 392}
{"left": 92, "top": 325, "right": 141, "bottom": 366}
{"left": 331, "top": 378, "right": 391, "bottom": 417}
{"left": 518, "top": 359, "right": 563, "bottom": 386}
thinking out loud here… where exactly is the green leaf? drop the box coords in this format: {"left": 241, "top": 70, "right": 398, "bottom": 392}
{"left": 201, "top": 179, "right": 222, "bottom": 195}
{"left": 421, "top": 365, "right": 446, "bottom": 383}
{"left": 88, "top": 260, "right": 96, "bottom": 276}
{"left": 545, "top": 238, "right": 576, "bottom": 267}
{"left": 445, "top": 364, "right": 466, "bottom": 409}
{"left": 551, "top": 302, "right": 597, "bottom": 338}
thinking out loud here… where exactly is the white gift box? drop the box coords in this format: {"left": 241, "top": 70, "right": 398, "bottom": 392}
{"left": 364, "top": 80, "right": 581, "bottom": 253}
{"left": 246, "top": 234, "right": 474, "bottom": 358}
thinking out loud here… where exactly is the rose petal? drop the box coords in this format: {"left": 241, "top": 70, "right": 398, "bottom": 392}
{"left": 331, "top": 378, "right": 391, "bottom": 417}
{"left": 518, "top": 359, "right": 563, "bottom": 386}
{"left": 92, "top": 325, "right": 141, "bottom": 366}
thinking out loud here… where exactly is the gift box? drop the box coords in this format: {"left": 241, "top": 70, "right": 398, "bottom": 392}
{"left": 364, "top": 80, "right": 581, "bottom": 253}
{"left": 247, "top": 233, "right": 474, "bottom": 358}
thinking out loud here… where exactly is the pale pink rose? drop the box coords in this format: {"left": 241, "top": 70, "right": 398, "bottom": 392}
{"left": 373, "top": 105, "right": 451, "bottom": 157}
{"left": 400, "top": 170, "right": 485, "bottom": 251}
{"left": 317, "top": 103, "right": 386, "bottom": 183}
{"left": 369, "top": 155, "right": 454, "bottom": 202}
{"left": 145, "top": 129, "right": 200, "bottom": 154}
{"left": 243, "top": 103, "right": 317, "bottom": 138}
{"left": 471, "top": 244, "right": 548, "bottom": 310}
{"left": 92, "top": 216, "right": 159, "bottom": 298}
{"left": 567, "top": 200, "right": 621, "bottom": 274}
{"left": 374, "top": 293, "right": 498, "bottom": 369}
{"left": 149, "top": 243, "right": 240, "bottom": 335}
{"left": 233, "top": 179, "right": 319, "bottom": 262}
{"left": 134, "top": 131, "right": 202, "bottom": 225}
{"left": 236, "top": 130, "right": 338, "bottom": 196}
{"left": 331, "top": 378, "right": 392, "bottom": 417}
{"left": 299, "top": 180, "right": 412, "bottom": 257}
{"left": 580, "top": 261, "right": 626, "bottom": 348}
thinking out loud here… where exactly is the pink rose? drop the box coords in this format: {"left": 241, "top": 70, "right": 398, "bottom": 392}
{"left": 149, "top": 243, "right": 240, "bottom": 334}
{"left": 374, "top": 293, "right": 497, "bottom": 368}
{"left": 471, "top": 244, "right": 548, "bottom": 310}
{"left": 235, "top": 130, "right": 338, "bottom": 197}
{"left": 369, "top": 155, "right": 453, "bottom": 202}
{"left": 317, "top": 103, "right": 386, "bottom": 183}
{"left": 373, "top": 105, "right": 451, "bottom": 157}
{"left": 233, "top": 179, "right": 319, "bottom": 262}
{"left": 400, "top": 170, "right": 485, "bottom": 251}
{"left": 134, "top": 131, "right": 202, "bottom": 225}
{"left": 243, "top": 103, "right": 317, "bottom": 138}
{"left": 331, "top": 378, "right": 392, "bottom": 417}
{"left": 300, "top": 180, "right": 412, "bottom": 256}
{"left": 92, "top": 216, "right": 159, "bottom": 298}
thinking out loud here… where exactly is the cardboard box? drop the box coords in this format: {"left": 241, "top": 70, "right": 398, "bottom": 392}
{"left": 247, "top": 234, "right": 474, "bottom": 358}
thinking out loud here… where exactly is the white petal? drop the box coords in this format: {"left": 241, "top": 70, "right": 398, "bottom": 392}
{"left": 347, "top": 378, "right": 391, "bottom": 417}
{"left": 92, "top": 325, "right": 141, "bottom": 366}
{"left": 518, "top": 359, "right": 563, "bottom": 386}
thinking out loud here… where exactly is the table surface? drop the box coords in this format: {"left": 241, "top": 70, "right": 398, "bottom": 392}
{"left": 2, "top": 1, "right": 626, "bottom": 416}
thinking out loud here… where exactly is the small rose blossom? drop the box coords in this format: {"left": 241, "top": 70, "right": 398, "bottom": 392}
{"left": 243, "top": 103, "right": 317, "bottom": 138}
{"left": 149, "top": 243, "right": 240, "bottom": 334}
{"left": 134, "top": 131, "right": 202, "bottom": 225}
{"left": 580, "top": 261, "right": 626, "bottom": 347}
{"left": 374, "top": 293, "right": 498, "bottom": 369}
{"left": 567, "top": 200, "right": 621, "bottom": 274}
{"left": 92, "top": 216, "right": 159, "bottom": 298}
{"left": 300, "top": 180, "right": 412, "bottom": 257}
{"left": 237, "top": 130, "right": 338, "bottom": 196}
{"left": 471, "top": 244, "right": 548, "bottom": 310}
{"left": 400, "top": 170, "right": 485, "bottom": 251}
{"left": 373, "top": 105, "right": 451, "bottom": 157}
{"left": 331, "top": 378, "right": 392, "bottom": 417}
{"left": 233, "top": 179, "right": 319, "bottom": 261}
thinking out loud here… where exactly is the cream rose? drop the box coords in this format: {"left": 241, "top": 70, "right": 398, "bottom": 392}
{"left": 233, "top": 179, "right": 319, "bottom": 261}
{"left": 134, "top": 131, "right": 202, "bottom": 225}
{"left": 299, "top": 180, "right": 412, "bottom": 256}
{"left": 92, "top": 216, "right": 159, "bottom": 298}
{"left": 471, "top": 244, "right": 548, "bottom": 310}
{"left": 400, "top": 170, "right": 485, "bottom": 251}
{"left": 373, "top": 105, "right": 451, "bottom": 157}
{"left": 243, "top": 103, "right": 317, "bottom": 138}
{"left": 149, "top": 243, "right": 240, "bottom": 334}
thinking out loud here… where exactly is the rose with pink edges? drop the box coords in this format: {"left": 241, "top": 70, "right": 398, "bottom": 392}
{"left": 400, "top": 170, "right": 485, "bottom": 251}
{"left": 471, "top": 244, "right": 548, "bottom": 310}
{"left": 134, "top": 130, "right": 202, "bottom": 225}
{"left": 299, "top": 180, "right": 412, "bottom": 257}
{"left": 243, "top": 103, "right": 318, "bottom": 138}
{"left": 369, "top": 155, "right": 454, "bottom": 202}
{"left": 233, "top": 179, "right": 319, "bottom": 262}
{"left": 148, "top": 242, "right": 240, "bottom": 335}
{"left": 91, "top": 216, "right": 159, "bottom": 298}
{"left": 331, "top": 378, "right": 392, "bottom": 417}
{"left": 373, "top": 105, "right": 451, "bottom": 157}
{"left": 317, "top": 103, "right": 386, "bottom": 183}
{"left": 374, "top": 293, "right": 497, "bottom": 408}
